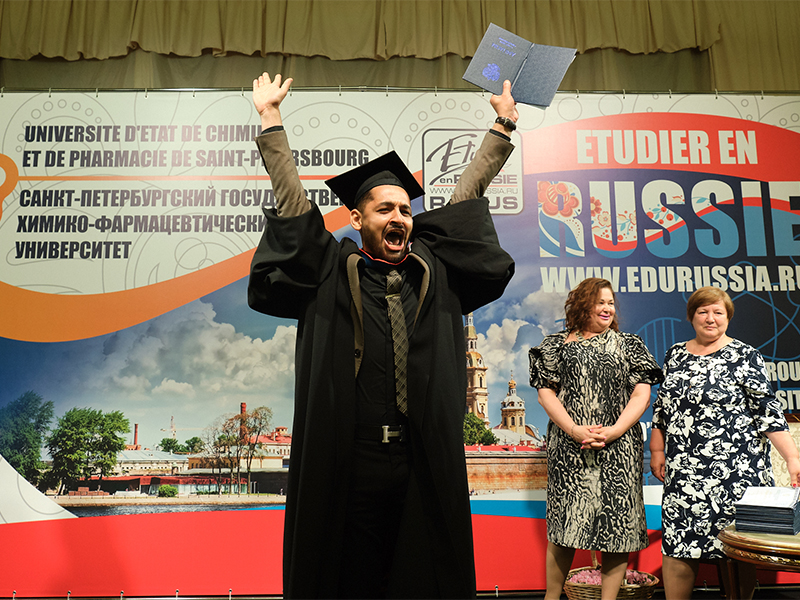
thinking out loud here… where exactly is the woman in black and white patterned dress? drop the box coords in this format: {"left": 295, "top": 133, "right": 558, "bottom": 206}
{"left": 651, "top": 286, "right": 800, "bottom": 600}
{"left": 529, "top": 278, "right": 663, "bottom": 600}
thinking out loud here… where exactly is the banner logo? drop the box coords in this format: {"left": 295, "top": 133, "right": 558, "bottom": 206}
{"left": 421, "top": 129, "right": 523, "bottom": 214}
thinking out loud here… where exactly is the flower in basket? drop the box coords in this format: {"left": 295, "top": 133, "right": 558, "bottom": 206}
{"left": 568, "top": 569, "right": 652, "bottom": 586}
{"left": 624, "top": 570, "right": 654, "bottom": 586}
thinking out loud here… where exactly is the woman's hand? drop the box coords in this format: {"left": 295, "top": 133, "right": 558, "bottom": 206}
{"left": 573, "top": 424, "right": 606, "bottom": 449}
{"left": 650, "top": 450, "right": 666, "bottom": 482}
{"left": 765, "top": 430, "right": 800, "bottom": 487}
{"left": 786, "top": 456, "right": 800, "bottom": 487}
{"left": 591, "top": 424, "right": 623, "bottom": 445}
{"left": 587, "top": 383, "right": 651, "bottom": 450}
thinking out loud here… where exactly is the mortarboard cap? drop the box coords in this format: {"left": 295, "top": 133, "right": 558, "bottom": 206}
{"left": 325, "top": 151, "right": 425, "bottom": 210}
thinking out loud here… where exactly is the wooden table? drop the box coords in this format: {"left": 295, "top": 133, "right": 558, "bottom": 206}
{"left": 718, "top": 524, "right": 800, "bottom": 599}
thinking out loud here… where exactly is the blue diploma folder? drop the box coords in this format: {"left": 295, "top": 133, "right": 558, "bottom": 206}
{"left": 463, "top": 23, "right": 576, "bottom": 109}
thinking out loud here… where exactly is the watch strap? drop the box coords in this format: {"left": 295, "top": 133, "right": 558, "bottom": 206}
{"left": 494, "top": 116, "right": 517, "bottom": 132}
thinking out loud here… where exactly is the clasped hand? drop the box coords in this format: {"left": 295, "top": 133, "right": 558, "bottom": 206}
{"left": 573, "top": 424, "right": 620, "bottom": 450}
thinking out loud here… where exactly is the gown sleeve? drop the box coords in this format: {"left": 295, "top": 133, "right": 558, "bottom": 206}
{"left": 411, "top": 198, "right": 514, "bottom": 314}
{"left": 248, "top": 204, "right": 338, "bottom": 318}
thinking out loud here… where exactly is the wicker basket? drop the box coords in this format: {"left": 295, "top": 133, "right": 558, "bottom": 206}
{"left": 564, "top": 565, "right": 659, "bottom": 600}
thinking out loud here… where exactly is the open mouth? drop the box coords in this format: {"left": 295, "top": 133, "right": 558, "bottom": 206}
{"left": 385, "top": 229, "right": 405, "bottom": 251}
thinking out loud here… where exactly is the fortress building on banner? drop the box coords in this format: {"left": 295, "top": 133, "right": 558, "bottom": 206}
{"left": 500, "top": 376, "right": 525, "bottom": 433}
{"left": 467, "top": 396, "right": 546, "bottom": 493}
{"left": 496, "top": 376, "right": 544, "bottom": 445}
{"left": 464, "top": 314, "right": 543, "bottom": 445}
{"left": 464, "top": 316, "right": 546, "bottom": 491}
{"left": 465, "top": 313, "right": 490, "bottom": 426}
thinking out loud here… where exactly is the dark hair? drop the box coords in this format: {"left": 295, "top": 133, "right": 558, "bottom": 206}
{"left": 564, "top": 277, "right": 619, "bottom": 332}
{"left": 686, "top": 286, "right": 734, "bottom": 321}
{"left": 353, "top": 189, "right": 373, "bottom": 213}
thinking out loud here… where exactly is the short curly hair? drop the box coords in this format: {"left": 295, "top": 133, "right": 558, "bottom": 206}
{"left": 686, "top": 286, "right": 734, "bottom": 321}
{"left": 564, "top": 277, "right": 619, "bottom": 333}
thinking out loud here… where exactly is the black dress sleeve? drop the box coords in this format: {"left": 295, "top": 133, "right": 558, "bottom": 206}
{"left": 619, "top": 332, "right": 665, "bottom": 388}
{"left": 528, "top": 332, "right": 567, "bottom": 393}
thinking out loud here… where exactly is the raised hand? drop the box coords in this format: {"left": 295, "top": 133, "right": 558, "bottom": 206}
{"left": 490, "top": 79, "right": 519, "bottom": 125}
{"left": 253, "top": 72, "right": 293, "bottom": 129}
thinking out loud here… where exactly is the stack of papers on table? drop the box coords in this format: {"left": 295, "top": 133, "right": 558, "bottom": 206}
{"left": 735, "top": 486, "right": 800, "bottom": 535}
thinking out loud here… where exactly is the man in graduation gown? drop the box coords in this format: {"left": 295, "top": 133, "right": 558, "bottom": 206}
{"left": 248, "top": 72, "right": 518, "bottom": 599}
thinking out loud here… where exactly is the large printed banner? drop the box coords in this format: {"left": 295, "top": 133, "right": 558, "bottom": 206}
{"left": 2, "top": 89, "right": 799, "bottom": 441}
{"left": 2, "top": 89, "right": 800, "bottom": 595}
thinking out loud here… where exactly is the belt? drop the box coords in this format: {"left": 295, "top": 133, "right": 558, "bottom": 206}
{"left": 354, "top": 424, "right": 405, "bottom": 444}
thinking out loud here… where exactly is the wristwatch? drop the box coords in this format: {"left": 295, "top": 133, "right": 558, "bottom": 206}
{"left": 495, "top": 116, "right": 517, "bottom": 132}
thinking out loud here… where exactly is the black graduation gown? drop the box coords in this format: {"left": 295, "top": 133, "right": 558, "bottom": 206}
{"left": 248, "top": 197, "right": 514, "bottom": 598}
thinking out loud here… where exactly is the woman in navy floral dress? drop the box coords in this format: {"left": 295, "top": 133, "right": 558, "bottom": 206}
{"left": 651, "top": 286, "right": 800, "bottom": 600}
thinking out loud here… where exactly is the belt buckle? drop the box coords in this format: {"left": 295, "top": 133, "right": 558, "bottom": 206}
{"left": 381, "top": 425, "right": 403, "bottom": 443}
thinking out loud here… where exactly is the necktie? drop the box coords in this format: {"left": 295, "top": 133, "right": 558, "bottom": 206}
{"left": 386, "top": 269, "right": 409, "bottom": 415}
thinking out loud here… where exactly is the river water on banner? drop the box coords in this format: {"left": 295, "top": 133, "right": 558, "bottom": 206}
{"left": 66, "top": 503, "right": 275, "bottom": 517}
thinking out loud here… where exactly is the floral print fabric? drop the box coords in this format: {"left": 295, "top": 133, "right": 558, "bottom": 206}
{"left": 652, "top": 339, "right": 788, "bottom": 559}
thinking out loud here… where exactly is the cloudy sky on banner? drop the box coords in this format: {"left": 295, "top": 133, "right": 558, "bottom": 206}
{"left": 0, "top": 271, "right": 565, "bottom": 449}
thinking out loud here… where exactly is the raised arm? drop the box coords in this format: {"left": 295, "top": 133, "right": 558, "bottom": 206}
{"left": 252, "top": 72, "right": 311, "bottom": 218}
{"left": 450, "top": 80, "right": 518, "bottom": 204}
{"left": 490, "top": 79, "right": 520, "bottom": 136}
{"left": 254, "top": 72, "right": 292, "bottom": 130}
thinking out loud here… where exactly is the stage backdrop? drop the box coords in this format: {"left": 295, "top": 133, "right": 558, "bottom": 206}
{"left": 1, "top": 88, "right": 800, "bottom": 596}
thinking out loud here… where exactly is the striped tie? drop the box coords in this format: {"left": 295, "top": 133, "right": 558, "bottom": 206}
{"left": 386, "top": 269, "right": 409, "bottom": 416}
